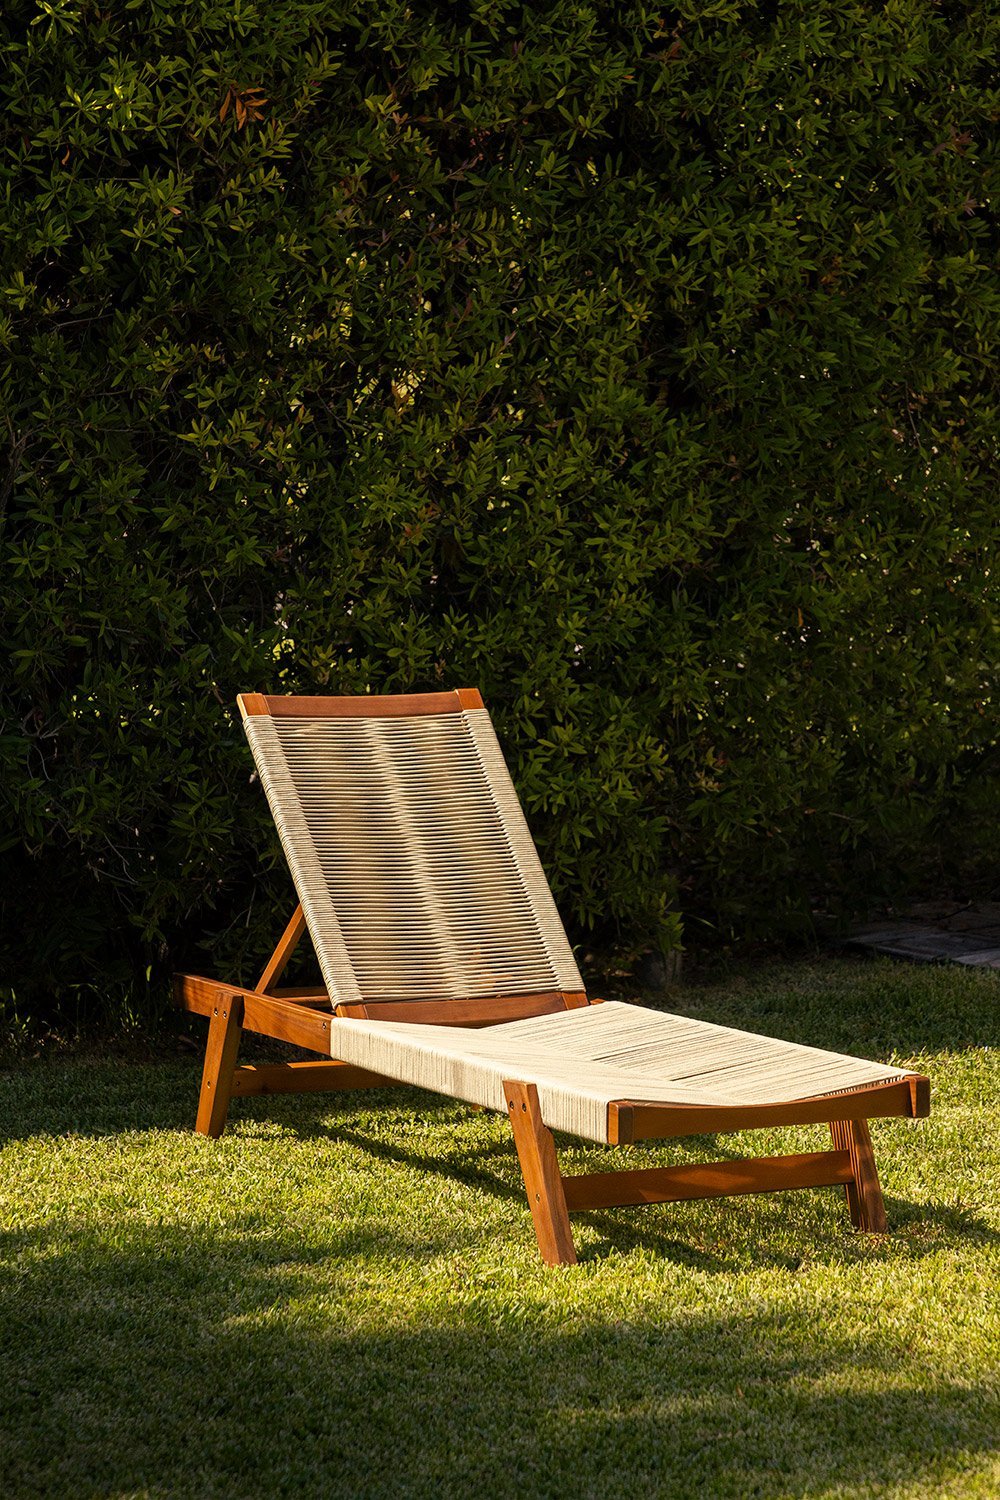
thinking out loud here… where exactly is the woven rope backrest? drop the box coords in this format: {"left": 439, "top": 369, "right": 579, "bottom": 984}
{"left": 242, "top": 698, "right": 584, "bottom": 1006}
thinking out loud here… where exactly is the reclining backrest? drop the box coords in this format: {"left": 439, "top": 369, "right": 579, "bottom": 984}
{"left": 239, "top": 690, "right": 584, "bottom": 1008}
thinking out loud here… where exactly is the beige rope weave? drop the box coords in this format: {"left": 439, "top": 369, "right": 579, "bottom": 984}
{"left": 329, "top": 1001, "right": 911, "bottom": 1144}
{"left": 244, "top": 709, "right": 584, "bottom": 1005}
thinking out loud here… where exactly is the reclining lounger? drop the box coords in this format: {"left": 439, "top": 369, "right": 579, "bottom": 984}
{"left": 175, "top": 690, "right": 929, "bottom": 1265}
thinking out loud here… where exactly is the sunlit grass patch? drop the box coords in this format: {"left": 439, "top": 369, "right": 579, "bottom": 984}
{"left": 1, "top": 958, "right": 997, "bottom": 1499}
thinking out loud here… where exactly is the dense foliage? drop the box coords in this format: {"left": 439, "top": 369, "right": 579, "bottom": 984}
{"left": 1, "top": 0, "right": 997, "bottom": 1015}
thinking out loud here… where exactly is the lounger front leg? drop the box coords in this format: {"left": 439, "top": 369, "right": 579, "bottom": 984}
{"left": 196, "top": 992, "right": 245, "bottom": 1138}
{"left": 829, "top": 1117, "right": 887, "bottom": 1232}
{"left": 504, "top": 1080, "right": 577, "bottom": 1267}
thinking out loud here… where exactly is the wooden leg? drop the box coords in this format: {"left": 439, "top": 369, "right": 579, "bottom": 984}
{"left": 504, "top": 1080, "right": 577, "bottom": 1267}
{"left": 830, "top": 1117, "right": 887, "bottom": 1232}
{"left": 195, "top": 993, "right": 245, "bottom": 1138}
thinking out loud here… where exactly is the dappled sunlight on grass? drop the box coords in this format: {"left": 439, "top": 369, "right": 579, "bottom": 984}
{"left": 1, "top": 959, "right": 997, "bottom": 1498}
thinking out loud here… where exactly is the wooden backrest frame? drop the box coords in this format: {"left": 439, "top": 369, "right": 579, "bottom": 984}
{"left": 238, "top": 689, "right": 484, "bottom": 719}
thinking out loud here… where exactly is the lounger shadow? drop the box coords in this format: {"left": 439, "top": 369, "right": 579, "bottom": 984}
{"left": 175, "top": 690, "right": 929, "bottom": 1265}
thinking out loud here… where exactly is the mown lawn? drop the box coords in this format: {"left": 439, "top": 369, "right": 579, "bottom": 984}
{"left": 1, "top": 957, "right": 997, "bottom": 1500}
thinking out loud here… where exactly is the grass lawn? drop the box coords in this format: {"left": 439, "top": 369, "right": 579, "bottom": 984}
{"left": 1, "top": 956, "right": 997, "bottom": 1500}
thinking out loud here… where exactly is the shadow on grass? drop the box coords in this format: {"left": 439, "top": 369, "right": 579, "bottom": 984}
{"left": 310, "top": 1112, "right": 999, "bottom": 1272}
{"left": 1, "top": 1219, "right": 996, "bottom": 1500}
{"left": 2, "top": 1060, "right": 995, "bottom": 1276}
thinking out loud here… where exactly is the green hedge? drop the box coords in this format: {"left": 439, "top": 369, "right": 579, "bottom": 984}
{"left": 2, "top": 1, "right": 998, "bottom": 1017}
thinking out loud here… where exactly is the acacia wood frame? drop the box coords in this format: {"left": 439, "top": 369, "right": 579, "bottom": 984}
{"left": 174, "top": 689, "right": 930, "bottom": 1265}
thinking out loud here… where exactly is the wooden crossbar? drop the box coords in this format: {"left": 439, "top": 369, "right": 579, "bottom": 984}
{"left": 336, "top": 991, "right": 589, "bottom": 1026}
{"left": 231, "top": 1060, "right": 395, "bottom": 1097}
{"left": 561, "top": 1150, "right": 855, "bottom": 1211}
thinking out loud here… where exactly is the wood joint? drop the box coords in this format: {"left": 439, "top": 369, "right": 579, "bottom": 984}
{"left": 195, "top": 992, "right": 244, "bottom": 1138}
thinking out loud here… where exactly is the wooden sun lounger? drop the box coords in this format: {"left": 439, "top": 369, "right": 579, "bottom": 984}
{"left": 175, "top": 690, "right": 929, "bottom": 1265}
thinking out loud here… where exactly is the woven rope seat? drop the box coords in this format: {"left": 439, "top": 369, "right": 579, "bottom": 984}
{"left": 175, "top": 689, "right": 929, "bottom": 1264}
{"left": 329, "top": 1001, "right": 909, "bottom": 1144}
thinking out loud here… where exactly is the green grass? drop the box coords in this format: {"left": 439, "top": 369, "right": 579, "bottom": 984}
{"left": 1, "top": 957, "right": 997, "bottom": 1500}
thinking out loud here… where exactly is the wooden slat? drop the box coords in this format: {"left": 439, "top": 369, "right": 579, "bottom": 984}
{"left": 257, "top": 904, "right": 306, "bottom": 993}
{"left": 175, "top": 973, "right": 333, "bottom": 1052}
{"left": 561, "top": 1150, "right": 855, "bottom": 1211}
{"left": 238, "top": 691, "right": 467, "bottom": 719}
{"left": 504, "top": 1080, "right": 577, "bottom": 1266}
{"left": 230, "top": 1060, "right": 397, "bottom": 1096}
{"left": 335, "top": 991, "right": 589, "bottom": 1027}
{"left": 608, "top": 1076, "right": 927, "bottom": 1144}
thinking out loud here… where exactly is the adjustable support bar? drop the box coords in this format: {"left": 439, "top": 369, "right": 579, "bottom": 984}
{"left": 256, "top": 904, "right": 307, "bottom": 993}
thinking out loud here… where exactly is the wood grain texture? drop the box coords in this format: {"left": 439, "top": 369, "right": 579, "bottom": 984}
{"left": 908, "top": 1075, "right": 932, "bottom": 1117}
{"left": 561, "top": 1150, "right": 854, "bottom": 1211}
{"left": 176, "top": 973, "right": 332, "bottom": 1052}
{"left": 335, "top": 991, "right": 589, "bottom": 1027}
{"left": 239, "top": 691, "right": 467, "bottom": 719}
{"left": 230, "top": 1060, "right": 396, "bottom": 1096}
{"left": 195, "top": 992, "right": 244, "bottom": 1137}
{"left": 268, "top": 987, "right": 332, "bottom": 1005}
{"left": 830, "top": 1117, "right": 888, "bottom": 1232}
{"left": 608, "top": 1076, "right": 927, "bottom": 1143}
{"left": 504, "top": 1080, "right": 577, "bottom": 1266}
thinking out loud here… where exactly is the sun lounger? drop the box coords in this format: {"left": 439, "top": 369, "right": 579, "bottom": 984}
{"left": 174, "top": 690, "right": 929, "bottom": 1264}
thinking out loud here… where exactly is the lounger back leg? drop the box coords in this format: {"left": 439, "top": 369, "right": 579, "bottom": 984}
{"left": 196, "top": 993, "right": 245, "bottom": 1138}
{"left": 505, "top": 1080, "right": 577, "bottom": 1267}
{"left": 830, "top": 1117, "right": 887, "bottom": 1232}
